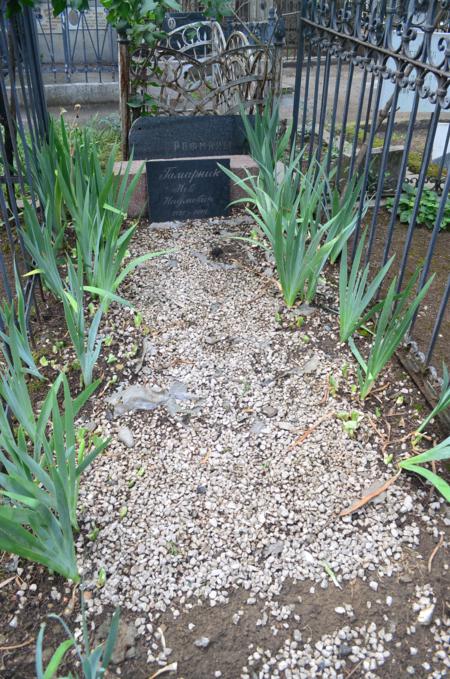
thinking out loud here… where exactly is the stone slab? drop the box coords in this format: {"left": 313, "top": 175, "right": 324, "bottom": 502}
{"left": 129, "top": 115, "right": 253, "bottom": 160}
{"left": 432, "top": 122, "right": 450, "bottom": 169}
{"left": 146, "top": 158, "right": 230, "bottom": 221}
{"left": 114, "top": 155, "right": 258, "bottom": 219}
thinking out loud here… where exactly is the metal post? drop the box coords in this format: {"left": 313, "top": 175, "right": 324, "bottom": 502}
{"left": 272, "top": 14, "right": 285, "bottom": 104}
{"left": 118, "top": 33, "right": 130, "bottom": 160}
{"left": 290, "top": 0, "right": 306, "bottom": 150}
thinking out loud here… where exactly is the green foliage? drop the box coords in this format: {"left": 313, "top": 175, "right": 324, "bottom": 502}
{"left": 0, "top": 362, "right": 108, "bottom": 581}
{"left": 39, "top": 117, "right": 166, "bottom": 307}
{"left": 240, "top": 102, "right": 291, "bottom": 194}
{"left": 30, "top": 118, "right": 72, "bottom": 249}
{"left": 67, "top": 191, "right": 165, "bottom": 304}
{"left": 22, "top": 200, "right": 66, "bottom": 299}
{"left": 399, "top": 436, "right": 450, "bottom": 502}
{"left": 63, "top": 259, "right": 104, "bottom": 387}
{"left": 21, "top": 206, "right": 105, "bottom": 387}
{"left": 387, "top": 183, "right": 450, "bottom": 231}
{"left": 336, "top": 410, "right": 364, "bottom": 438}
{"left": 222, "top": 105, "right": 363, "bottom": 307}
{"left": 22, "top": 117, "right": 167, "bottom": 384}
{"left": 222, "top": 153, "right": 349, "bottom": 307}
{"left": 103, "top": 0, "right": 183, "bottom": 43}
{"left": 9, "top": 0, "right": 232, "bottom": 45}
{"left": 0, "top": 331, "right": 47, "bottom": 453}
{"left": 407, "top": 151, "right": 447, "bottom": 180}
{"left": 0, "top": 265, "right": 42, "bottom": 379}
{"left": 52, "top": 117, "right": 135, "bottom": 224}
{"left": 327, "top": 173, "right": 366, "bottom": 264}
{"left": 417, "top": 364, "right": 450, "bottom": 433}
{"left": 349, "top": 269, "right": 434, "bottom": 399}
{"left": 85, "top": 115, "right": 122, "bottom": 166}
{"left": 339, "top": 230, "right": 394, "bottom": 342}
{"left": 36, "top": 601, "right": 120, "bottom": 679}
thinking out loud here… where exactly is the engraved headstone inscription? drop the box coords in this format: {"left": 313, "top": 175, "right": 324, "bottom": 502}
{"left": 129, "top": 115, "right": 252, "bottom": 160}
{"left": 146, "top": 158, "right": 230, "bottom": 222}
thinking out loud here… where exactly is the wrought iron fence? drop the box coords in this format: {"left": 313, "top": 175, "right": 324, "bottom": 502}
{"left": 291, "top": 0, "right": 449, "bottom": 377}
{"left": 0, "top": 3, "right": 48, "bottom": 336}
{"left": 34, "top": 0, "right": 118, "bottom": 83}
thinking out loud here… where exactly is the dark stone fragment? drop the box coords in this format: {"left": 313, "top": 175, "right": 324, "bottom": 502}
{"left": 338, "top": 644, "right": 352, "bottom": 658}
{"left": 210, "top": 246, "right": 224, "bottom": 259}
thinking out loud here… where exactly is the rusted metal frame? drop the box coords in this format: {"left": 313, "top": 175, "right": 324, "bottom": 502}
{"left": 119, "top": 35, "right": 131, "bottom": 160}
{"left": 128, "top": 41, "right": 276, "bottom": 124}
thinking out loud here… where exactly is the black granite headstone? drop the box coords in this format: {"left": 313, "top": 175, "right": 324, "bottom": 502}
{"left": 162, "top": 13, "right": 211, "bottom": 57}
{"left": 162, "top": 11, "right": 206, "bottom": 33}
{"left": 129, "top": 115, "right": 253, "bottom": 160}
{"left": 146, "top": 158, "right": 230, "bottom": 222}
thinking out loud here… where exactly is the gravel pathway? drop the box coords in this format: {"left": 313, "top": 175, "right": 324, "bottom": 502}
{"left": 77, "top": 217, "right": 449, "bottom": 678}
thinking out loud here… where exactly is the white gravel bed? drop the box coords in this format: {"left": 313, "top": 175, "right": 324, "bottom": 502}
{"left": 75, "top": 216, "right": 449, "bottom": 675}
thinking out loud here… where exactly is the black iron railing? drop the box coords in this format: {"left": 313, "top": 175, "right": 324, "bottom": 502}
{"left": 291, "top": 0, "right": 449, "bottom": 373}
{"left": 0, "top": 3, "right": 47, "bottom": 338}
{"left": 34, "top": 0, "right": 118, "bottom": 83}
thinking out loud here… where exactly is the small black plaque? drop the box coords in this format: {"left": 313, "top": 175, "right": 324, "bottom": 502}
{"left": 146, "top": 158, "right": 230, "bottom": 222}
{"left": 130, "top": 115, "right": 253, "bottom": 160}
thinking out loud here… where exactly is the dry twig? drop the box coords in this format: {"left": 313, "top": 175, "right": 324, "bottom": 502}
{"left": 0, "top": 638, "right": 33, "bottom": 652}
{"left": 339, "top": 471, "right": 401, "bottom": 517}
{"left": 317, "top": 382, "right": 330, "bottom": 405}
{"left": 428, "top": 534, "right": 445, "bottom": 573}
{"left": 288, "top": 412, "right": 333, "bottom": 449}
{"left": 200, "top": 448, "right": 211, "bottom": 464}
{"left": 0, "top": 576, "right": 15, "bottom": 590}
{"left": 345, "top": 660, "right": 363, "bottom": 679}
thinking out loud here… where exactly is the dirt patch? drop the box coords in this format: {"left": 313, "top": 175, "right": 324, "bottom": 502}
{"left": 150, "top": 532, "right": 449, "bottom": 679}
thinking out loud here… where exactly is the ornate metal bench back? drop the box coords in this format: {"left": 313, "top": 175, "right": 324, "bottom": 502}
{"left": 128, "top": 20, "right": 282, "bottom": 119}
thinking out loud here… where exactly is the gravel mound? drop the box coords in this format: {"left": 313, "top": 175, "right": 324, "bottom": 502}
{"left": 75, "top": 217, "right": 448, "bottom": 675}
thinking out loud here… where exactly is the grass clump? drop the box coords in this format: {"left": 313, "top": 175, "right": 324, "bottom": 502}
{"left": 222, "top": 103, "right": 364, "bottom": 308}
{"left": 348, "top": 268, "right": 434, "bottom": 399}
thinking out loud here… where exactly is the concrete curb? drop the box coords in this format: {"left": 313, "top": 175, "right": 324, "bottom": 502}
{"left": 8, "top": 81, "right": 119, "bottom": 107}
{"left": 44, "top": 81, "right": 119, "bottom": 106}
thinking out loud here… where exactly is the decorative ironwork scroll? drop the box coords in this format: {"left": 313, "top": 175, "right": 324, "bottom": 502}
{"left": 128, "top": 20, "right": 282, "bottom": 118}
{"left": 299, "top": 0, "right": 450, "bottom": 110}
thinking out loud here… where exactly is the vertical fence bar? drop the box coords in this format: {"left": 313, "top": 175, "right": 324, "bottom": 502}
{"left": 325, "top": 53, "right": 342, "bottom": 176}
{"left": 396, "top": 104, "right": 441, "bottom": 293}
{"left": 381, "top": 89, "right": 420, "bottom": 266}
